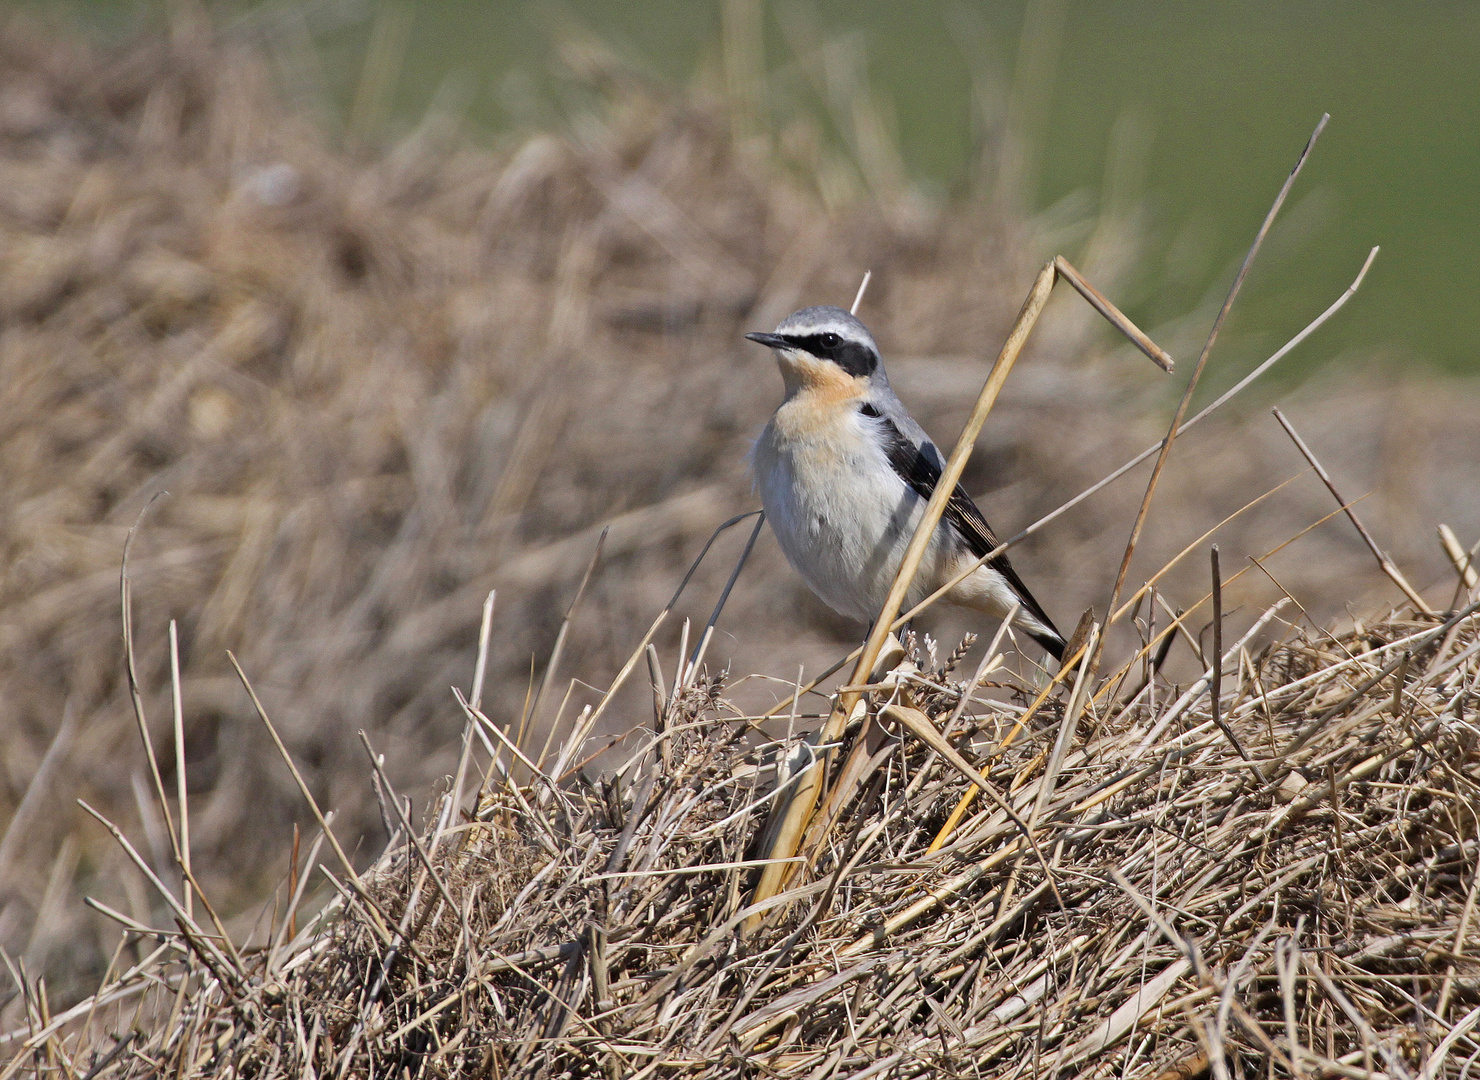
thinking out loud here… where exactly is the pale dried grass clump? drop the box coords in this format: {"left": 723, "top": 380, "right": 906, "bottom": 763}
{"left": 10, "top": 595, "right": 1479, "bottom": 1079}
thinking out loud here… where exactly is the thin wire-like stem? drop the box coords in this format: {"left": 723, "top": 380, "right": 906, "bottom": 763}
{"left": 120, "top": 493, "right": 179, "bottom": 865}
{"left": 168, "top": 620, "right": 191, "bottom": 920}
{"left": 1270, "top": 406, "right": 1434, "bottom": 615}
{"left": 1093, "top": 113, "right": 1329, "bottom": 677}
{"left": 532, "top": 529, "right": 610, "bottom": 766}
{"left": 685, "top": 511, "right": 767, "bottom": 687}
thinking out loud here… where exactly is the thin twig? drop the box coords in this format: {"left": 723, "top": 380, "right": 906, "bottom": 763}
{"left": 168, "top": 621, "right": 192, "bottom": 920}
{"left": 1207, "top": 546, "right": 1254, "bottom": 768}
{"left": 228, "top": 651, "right": 394, "bottom": 945}
{"left": 1271, "top": 406, "right": 1435, "bottom": 614}
{"left": 1093, "top": 113, "right": 1329, "bottom": 679}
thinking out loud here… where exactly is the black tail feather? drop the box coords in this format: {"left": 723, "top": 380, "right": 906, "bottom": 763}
{"left": 1028, "top": 627, "right": 1067, "bottom": 663}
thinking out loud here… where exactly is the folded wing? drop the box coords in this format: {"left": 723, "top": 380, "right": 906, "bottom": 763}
{"left": 875, "top": 415, "right": 1064, "bottom": 658}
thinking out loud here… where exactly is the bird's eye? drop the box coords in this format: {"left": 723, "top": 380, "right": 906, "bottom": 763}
{"left": 859, "top": 402, "right": 881, "bottom": 418}
{"left": 819, "top": 332, "right": 841, "bottom": 348}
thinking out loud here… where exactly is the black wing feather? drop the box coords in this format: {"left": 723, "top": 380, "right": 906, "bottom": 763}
{"left": 877, "top": 416, "right": 1064, "bottom": 658}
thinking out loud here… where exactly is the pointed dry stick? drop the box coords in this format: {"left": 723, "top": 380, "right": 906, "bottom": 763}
{"left": 1207, "top": 547, "right": 1255, "bottom": 775}
{"left": 1117, "top": 592, "right": 1176, "bottom": 706}
{"left": 645, "top": 644, "right": 671, "bottom": 773}
{"left": 437, "top": 717, "right": 477, "bottom": 849}
{"left": 1270, "top": 406, "right": 1435, "bottom": 615}
{"left": 850, "top": 270, "right": 872, "bottom": 315}
{"left": 268, "top": 818, "right": 330, "bottom": 972}
{"left": 1054, "top": 257, "right": 1173, "bottom": 371}
{"left": 227, "top": 651, "right": 395, "bottom": 946}
{"left": 470, "top": 589, "right": 497, "bottom": 713}
{"left": 1439, "top": 524, "right": 1479, "bottom": 591}
{"left": 1208, "top": 547, "right": 1255, "bottom": 771}
{"left": 120, "top": 493, "right": 179, "bottom": 863}
{"left": 1092, "top": 113, "right": 1329, "bottom": 681}
{"left": 684, "top": 510, "right": 766, "bottom": 686}
{"left": 168, "top": 621, "right": 191, "bottom": 920}
{"left": 532, "top": 529, "right": 609, "bottom": 767}
{"left": 670, "top": 618, "right": 691, "bottom": 709}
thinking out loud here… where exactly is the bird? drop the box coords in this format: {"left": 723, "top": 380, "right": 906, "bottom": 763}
{"left": 746, "top": 304, "right": 1066, "bottom": 662}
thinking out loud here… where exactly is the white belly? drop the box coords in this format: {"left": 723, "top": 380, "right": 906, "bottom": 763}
{"left": 752, "top": 409, "right": 955, "bottom": 624}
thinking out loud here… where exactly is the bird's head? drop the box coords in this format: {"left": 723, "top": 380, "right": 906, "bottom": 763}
{"left": 745, "top": 306, "right": 883, "bottom": 398}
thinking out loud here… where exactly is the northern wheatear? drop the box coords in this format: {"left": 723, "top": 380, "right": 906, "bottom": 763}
{"left": 747, "top": 305, "right": 1066, "bottom": 661}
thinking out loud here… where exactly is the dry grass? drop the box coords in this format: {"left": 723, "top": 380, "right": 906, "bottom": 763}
{"left": 10, "top": 597, "right": 1480, "bottom": 1078}
{"left": 1, "top": 9, "right": 1480, "bottom": 1072}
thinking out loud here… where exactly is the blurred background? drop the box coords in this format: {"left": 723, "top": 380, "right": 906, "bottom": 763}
{"left": 28, "top": 0, "right": 1480, "bottom": 376}
{"left": 1, "top": 0, "right": 1477, "bottom": 1010}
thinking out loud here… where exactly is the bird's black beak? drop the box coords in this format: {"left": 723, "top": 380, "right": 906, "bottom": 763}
{"left": 745, "top": 332, "right": 789, "bottom": 349}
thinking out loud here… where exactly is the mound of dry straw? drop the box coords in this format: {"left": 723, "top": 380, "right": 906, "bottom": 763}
{"left": 11, "top": 576, "right": 1480, "bottom": 1078}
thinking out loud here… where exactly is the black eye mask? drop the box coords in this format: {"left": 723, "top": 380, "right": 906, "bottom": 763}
{"left": 780, "top": 333, "right": 878, "bottom": 377}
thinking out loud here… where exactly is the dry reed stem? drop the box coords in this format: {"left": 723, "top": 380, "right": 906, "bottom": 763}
{"left": 1096, "top": 114, "right": 1329, "bottom": 680}
{"left": 1272, "top": 407, "right": 1436, "bottom": 615}
{"left": 28, "top": 543, "right": 1477, "bottom": 1079}
{"left": 1438, "top": 526, "right": 1478, "bottom": 593}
